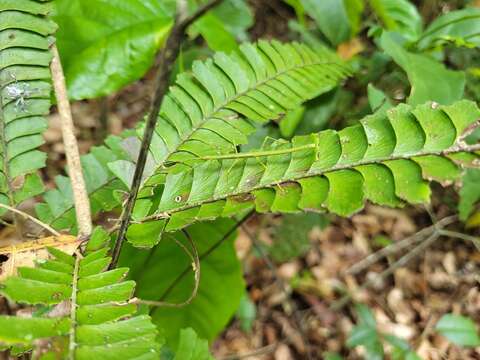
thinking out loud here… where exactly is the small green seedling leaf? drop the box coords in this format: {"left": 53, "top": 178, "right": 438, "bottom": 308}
{"left": 436, "top": 314, "right": 480, "bottom": 347}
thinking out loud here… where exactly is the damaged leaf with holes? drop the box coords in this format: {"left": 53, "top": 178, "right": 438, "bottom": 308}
{"left": 0, "top": 228, "right": 161, "bottom": 359}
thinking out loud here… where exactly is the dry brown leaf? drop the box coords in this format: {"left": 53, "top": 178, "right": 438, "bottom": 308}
{"left": 274, "top": 343, "right": 293, "bottom": 360}
{"left": 337, "top": 38, "right": 364, "bottom": 59}
{"left": 387, "top": 288, "right": 415, "bottom": 324}
{"left": 442, "top": 251, "right": 457, "bottom": 275}
{"left": 0, "top": 235, "right": 79, "bottom": 281}
{"left": 235, "top": 228, "right": 252, "bottom": 260}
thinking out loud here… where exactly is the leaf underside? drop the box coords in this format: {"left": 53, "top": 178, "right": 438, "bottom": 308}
{"left": 37, "top": 40, "right": 352, "bottom": 230}
{"left": 126, "top": 100, "right": 480, "bottom": 247}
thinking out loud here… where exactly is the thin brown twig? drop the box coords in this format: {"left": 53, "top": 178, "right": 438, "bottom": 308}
{"left": 129, "top": 230, "right": 200, "bottom": 308}
{"left": 346, "top": 215, "right": 457, "bottom": 275}
{"left": 0, "top": 203, "right": 60, "bottom": 236}
{"left": 438, "top": 229, "right": 480, "bottom": 251}
{"left": 219, "top": 344, "right": 278, "bottom": 360}
{"left": 50, "top": 44, "right": 92, "bottom": 238}
{"left": 333, "top": 231, "right": 441, "bottom": 310}
{"left": 96, "top": 96, "right": 109, "bottom": 144}
{"left": 149, "top": 211, "right": 253, "bottom": 313}
{"left": 129, "top": 229, "right": 201, "bottom": 308}
{"left": 109, "top": 0, "right": 224, "bottom": 269}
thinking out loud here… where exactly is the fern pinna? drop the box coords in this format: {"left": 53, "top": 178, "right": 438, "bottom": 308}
{"left": 124, "top": 100, "right": 480, "bottom": 247}
{"left": 0, "top": 228, "right": 161, "bottom": 359}
{"left": 36, "top": 40, "right": 352, "bottom": 230}
{"left": 0, "top": 0, "right": 56, "bottom": 216}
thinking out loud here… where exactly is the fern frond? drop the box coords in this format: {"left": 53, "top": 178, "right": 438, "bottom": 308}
{"left": 113, "top": 40, "right": 352, "bottom": 215}
{"left": 37, "top": 40, "right": 351, "bottom": 228}
{"left": 35, "top": 135, "right": 130, "bottom": 231}
{"left": 0, "top": 0, "right": 56, "bottom": 214}
{"left": 125, "top": 100, "right": 480, "bottom": 246}
{"left": 0, "top": 228, "right": 161, "bottom": 358}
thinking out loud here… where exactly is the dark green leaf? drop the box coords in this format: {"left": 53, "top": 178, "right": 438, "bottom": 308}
{"left": 269, "top": 213, "right": 327, "bottom": 262}
{"left": 458, "top": 169, "right": 480, "bottom": 221}
{"left": 121, "top": 220, "right": 245, "bottom": 347}
{"left": 301, "top": 0, "right": 351, "bottom": 45}
{"left": 53, "top": 0, "right": 172, "bottom": 100}
{"left": 417, "top": 8, "right": 480, "bottom": 50}
{"left": 369, "top": 0, "right": 422, "bottom": 41}
{"left": 380, "top": 31, "right": 465, "bottom": 105}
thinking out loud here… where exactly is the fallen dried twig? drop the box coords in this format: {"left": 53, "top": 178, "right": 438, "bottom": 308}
{"left": 50, "top": 44, "right": 92, "bottom": 238}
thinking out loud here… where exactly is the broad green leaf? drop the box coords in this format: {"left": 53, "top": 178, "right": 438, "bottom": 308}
{"left": 53, "top": 0, "right": 173, "bottom": 100}
{"left": 120, "top": 220, "right": 245, "bottom": 347}
{"left": 380, "top": 31, "right": 465, "bottom": 105}
{"left": 283, "top": 0, "right": 306, "bottom": 25}
{"left": 369, "top": 0, "right": 422, "bottom": 41}
{"left": 192, "top": 14, "right": 238, "bottom": 52}
{"left": 213, "top": 0, "right": 253, "bottom": 42}
{"left": 295, "top": 89, "right": 349, "bottom": 135}
{"left": 269, "top": 213, "right": 327, "bottom": 262}
{"left": 436, "top": 314, "right": 480, "bottom": 347}
{"left": 417, "top": 8, "right": 480, "bottom": 50}
{"left": 192, "top": 0, "right": 253, "bottom": 50}
{"left": 344, "top": 0, "right": 365, "bottom": 37}
{"left": 173, "top": 328, "right": 214, "bottom": 360}
{"left": 301, "top": 0, "right": 351, "bottom": 45}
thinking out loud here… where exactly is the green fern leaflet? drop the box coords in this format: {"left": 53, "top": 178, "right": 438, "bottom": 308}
{"left": 0, "top": 228, "right": 161, "bottom": 359}
{"left": 37, "top": 40, "right": 352, "bottom": 229}
{"left": 125, "top": 100, "right": 480, "bottom": 247}
{"left": 0, "top": 0, "right": 56, "bottom": 214}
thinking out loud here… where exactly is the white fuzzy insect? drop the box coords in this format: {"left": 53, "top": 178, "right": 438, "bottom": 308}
{"left": 3, "top": 74, "right": 38, "bottom": 112}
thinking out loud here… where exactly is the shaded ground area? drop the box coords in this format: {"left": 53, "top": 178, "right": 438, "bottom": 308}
{"left": 212, "top": 204, "right": 480, "bottom": 359}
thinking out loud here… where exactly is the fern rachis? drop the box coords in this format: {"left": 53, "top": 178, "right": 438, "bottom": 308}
{"left": 123, "top": 101, "right": 480, "bottom": 246}
{"left": 0, "top": 228, "right": 160, "bottom": 359}
{"left": 38, "top": 40, "right": 352, "bottom": 228}
{"left": 0, "top": 0, "right": 56, "bottom": 223}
